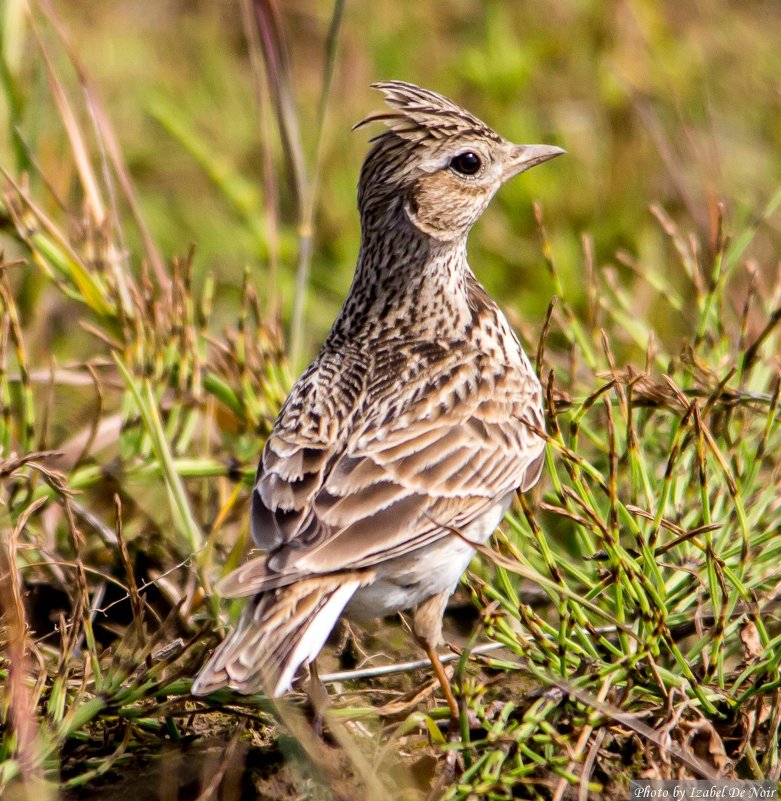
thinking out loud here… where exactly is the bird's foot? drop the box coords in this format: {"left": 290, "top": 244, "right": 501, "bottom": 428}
{"left": 425, "top": 744, "right": 462, "bottom": 801}
{"left": 308, "top": 660, "right": 330, "bottom": 739}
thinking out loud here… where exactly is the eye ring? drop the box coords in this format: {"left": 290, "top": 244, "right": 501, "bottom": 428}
{"left": 449, "top": 151, "right": 482, "bottom": 176}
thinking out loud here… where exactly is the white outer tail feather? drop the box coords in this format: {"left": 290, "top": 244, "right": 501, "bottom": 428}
{"left": 273, "top": 580, "right": 361, "bottom": 696}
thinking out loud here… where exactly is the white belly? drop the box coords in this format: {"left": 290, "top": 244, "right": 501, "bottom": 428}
{"left": 344, "top": 493, "right": 512, "bottom": 621}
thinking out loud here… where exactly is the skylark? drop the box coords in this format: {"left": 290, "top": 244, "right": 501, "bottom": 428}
{"left": 192, "top": 81, "right": 563, "bottom": 715}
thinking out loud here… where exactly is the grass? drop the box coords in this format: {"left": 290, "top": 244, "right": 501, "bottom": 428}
{"left": 1, "top": 1, "right": 780, "bottom": 799}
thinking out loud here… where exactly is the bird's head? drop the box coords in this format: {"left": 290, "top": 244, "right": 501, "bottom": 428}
{"left": 354, "top": 81, "right": 564, "bottom": 243}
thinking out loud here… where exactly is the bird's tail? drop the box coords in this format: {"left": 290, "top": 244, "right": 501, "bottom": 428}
{"left": 191, "top": 576, "right": 360, "bottom": 697}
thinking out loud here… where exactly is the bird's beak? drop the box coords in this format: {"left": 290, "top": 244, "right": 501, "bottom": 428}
{"left": 503, "top": 144, "right": 566, "bottom": 181}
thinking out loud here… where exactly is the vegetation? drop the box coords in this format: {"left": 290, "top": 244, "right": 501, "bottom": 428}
{"left": 0, "top": 1, "right": 780, "bottom": 799}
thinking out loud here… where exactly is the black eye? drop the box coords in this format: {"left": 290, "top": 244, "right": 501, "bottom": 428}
{"left": 449, "top": 151, "right": 482, "bottom": 176}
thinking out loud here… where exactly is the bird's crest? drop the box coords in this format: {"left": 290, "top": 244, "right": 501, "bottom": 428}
{"left": 354, "top": 81, "right": 502, "bottom": 145}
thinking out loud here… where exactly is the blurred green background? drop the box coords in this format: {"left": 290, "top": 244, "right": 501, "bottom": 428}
{"left": 1, "top": 0, "right": 780, "bottom": 364}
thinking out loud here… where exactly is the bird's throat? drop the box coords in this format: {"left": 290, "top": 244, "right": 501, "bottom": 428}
{"left": 329, "top": 227, "right": 476, "bottom": 343}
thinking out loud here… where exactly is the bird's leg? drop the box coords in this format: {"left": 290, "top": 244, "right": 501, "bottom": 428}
{"left": 413, "top": 591, "right": 460, "bottom": 736}
{"left": 308, "top": 659, "right": 329, "bottom": 738}
{"left": 414, "top": 591, "right": 463, "bottom": 797}
{"left": 421, "top": 638, "right": 460, "bottom": 723}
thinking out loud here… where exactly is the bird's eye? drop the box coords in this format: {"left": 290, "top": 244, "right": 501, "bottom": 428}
{"left": 449, "top": 151, "right": 482, "bottom": 176}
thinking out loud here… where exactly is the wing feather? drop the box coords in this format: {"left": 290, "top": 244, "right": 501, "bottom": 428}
{"left": 249, "top": 342, "right": 544, "bottom": 577}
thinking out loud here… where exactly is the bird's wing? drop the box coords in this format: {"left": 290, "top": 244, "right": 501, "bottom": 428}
{"left": 245, "top": 342, "right": 545, "bottom": 581}
{"left": 248, "top": 346, "right": 371, "bottom": 551}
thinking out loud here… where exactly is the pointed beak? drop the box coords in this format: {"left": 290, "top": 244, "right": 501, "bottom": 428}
{"left": 503, "top": 144, "right": 566, "bottom": 181}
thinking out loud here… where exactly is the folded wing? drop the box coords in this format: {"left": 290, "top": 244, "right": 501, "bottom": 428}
{"left": 243, "top": 343, "right": 544, "bottom": 583}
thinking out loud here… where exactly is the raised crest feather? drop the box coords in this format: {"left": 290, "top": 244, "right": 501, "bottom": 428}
{"left": 353, "top": 80, "right": 501, "bottom": 144}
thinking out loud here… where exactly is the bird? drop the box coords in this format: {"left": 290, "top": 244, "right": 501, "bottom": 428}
{"left": 192, "top": 81, "right": 563, "bottom": 718}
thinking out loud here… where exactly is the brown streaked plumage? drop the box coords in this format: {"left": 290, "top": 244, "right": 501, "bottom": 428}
{"left": 192, "top": 81, "right": 564, "bottom": 710}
